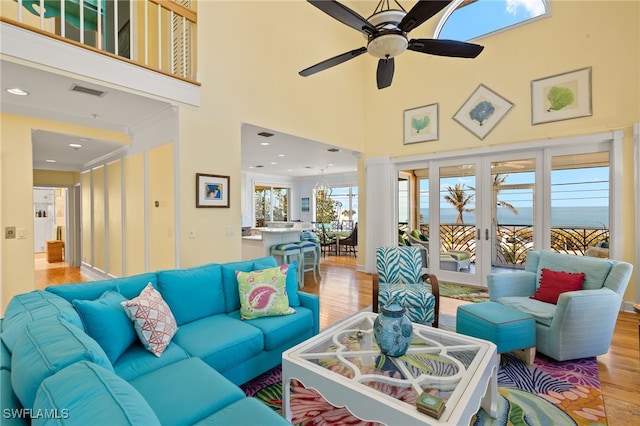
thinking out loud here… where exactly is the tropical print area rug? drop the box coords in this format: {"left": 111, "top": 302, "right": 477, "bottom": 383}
{"left": 439, "top": 282, "right": 489, "bottom": 303}
{"left": 241, "top": 352, "right": 606, "bottom": 426}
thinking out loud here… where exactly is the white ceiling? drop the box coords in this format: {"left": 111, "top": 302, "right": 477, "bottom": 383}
{"left": 1, "top": 59, "right": 360, "bottom": 176}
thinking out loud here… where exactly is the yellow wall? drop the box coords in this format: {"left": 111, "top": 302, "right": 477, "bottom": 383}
{"left": 148, "top": 142, "right": 175, "bottom": 271}
{"left": 92, "top": 165, "right": 105, "bottom": 271}
{"left": 360, "top": 1, "right": 639, "bottom": 300}
{"left": 0, "top": 114, "right": 129, "bottom": 311}
{"left": 2, "top": 1, "right": 638, "bottom": 311}
{"left": 107, "top": 160, "right": 123, "bottom": 277}
{"left": 80, "top": 171, "right": 91, "bottom": 265}
{"left": 176, "top": 1, "right": 367, "bottom": 267}
{"left": 124, "top": 153, "right": 145, "bottom": 275}
{"left": 33, "top": 170, "right": 79, "bottom": 186}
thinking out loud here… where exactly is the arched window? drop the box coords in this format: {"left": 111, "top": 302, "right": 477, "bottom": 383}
{"left": 434, "top": 0, "right": 548, "bottom": 41}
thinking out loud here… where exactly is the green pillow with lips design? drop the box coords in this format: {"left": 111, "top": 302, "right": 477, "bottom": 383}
{"left": 236, "top": 264, "right": 296, "bottom": 320}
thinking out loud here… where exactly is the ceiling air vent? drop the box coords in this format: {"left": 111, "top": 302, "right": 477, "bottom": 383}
{"left": 257, "top": 131, "right": 274, "bottom": 137}
{"left": 70, "top": 84, "right": 106, "bottom": 97}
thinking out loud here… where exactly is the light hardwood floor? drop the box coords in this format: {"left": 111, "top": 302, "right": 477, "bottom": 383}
{"left": 34, "top": 253, "right": 640, "bottom": 425}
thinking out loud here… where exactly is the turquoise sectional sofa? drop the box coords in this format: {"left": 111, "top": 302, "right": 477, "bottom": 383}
{"left": 1, "top": 255, "right": 319, "bottom": 425}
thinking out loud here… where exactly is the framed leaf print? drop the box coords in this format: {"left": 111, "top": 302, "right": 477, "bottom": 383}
{"left": 453, "top": 84, "right": 514, "bottom": 140}
{"left": 531, "top": 67, "right": 592, "bottom": 125}
{"left": 403, "top": 103, "right": 439, "bottom": 144}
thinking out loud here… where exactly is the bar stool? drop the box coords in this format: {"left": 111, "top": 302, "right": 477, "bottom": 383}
{"left": 299, "top": 231, "right": 322, "bottom": 266}
{"left": 270, "top": 243, "right": 301, "bottom": 270}
{"left": 295, "top": 240, "right": 318, "bottom": 287}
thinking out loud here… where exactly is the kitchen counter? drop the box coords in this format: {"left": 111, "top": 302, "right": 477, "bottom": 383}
{"left": 241, "top": 225, "right": 311, "bottom": 260}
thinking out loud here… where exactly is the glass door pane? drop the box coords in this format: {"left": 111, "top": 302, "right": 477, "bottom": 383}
{"left": 550, "top": 152, "right": 609, "bottom": 255}
{"left": 417, "top": 169, "right": 429, "bottom": 239}
{"left": 437, "top": 162, "right": 477, "bottom": 282}
{"left": 491, "top": 159, "right": 536, "bottom": 268}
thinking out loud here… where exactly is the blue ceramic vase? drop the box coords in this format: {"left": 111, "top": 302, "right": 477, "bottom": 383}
{"left": 373, "top": 301, "right": 413, "bottom": 357}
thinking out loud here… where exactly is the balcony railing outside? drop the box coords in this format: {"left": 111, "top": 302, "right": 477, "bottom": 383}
{"left": 399, "top": 223, "right": 610, "bottom": 267}
{"left": 2, "top": 0, "right": 197, "bottom": 83}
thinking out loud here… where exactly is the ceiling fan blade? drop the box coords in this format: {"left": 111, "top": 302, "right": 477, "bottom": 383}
{"left": 376, "top": 58, "right": 395, "bottom": 90}
{"left": 399, "top": 0, "right": 452, "bottom": 33}
{"left": 299, "top": 47, "right": 368, "bottom": 77}
{"left": 408, "top": 38, "right": 484, "bottom": 58}
{"left": 308, "top": 0, "right": 378, "bottom": 36}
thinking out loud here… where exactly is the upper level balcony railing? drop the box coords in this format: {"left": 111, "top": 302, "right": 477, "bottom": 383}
{"left": 399, "top": 222, "right": 610, "bottom": 267}
{"left": 2, "top": 0, "right": 198, "bottom": 84}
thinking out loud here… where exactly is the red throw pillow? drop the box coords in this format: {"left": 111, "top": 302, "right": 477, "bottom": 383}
{"left": 530, "top": 268, "right": 585, "bottom": 304}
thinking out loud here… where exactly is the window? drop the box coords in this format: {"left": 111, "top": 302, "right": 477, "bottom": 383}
{"left": 327, "top": 185, "right": 358, "bottom": 230}
{"left": 254, "top": 185, "right": 289, "bottom": 227}
{"left": 550, "top": 152, "right": 609, "bottom": 253}
{"left": 435, "top": 0, "right": 547, "bottom": 41}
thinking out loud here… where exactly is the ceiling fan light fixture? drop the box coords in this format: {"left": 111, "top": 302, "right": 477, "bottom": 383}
{"left": 367, "top": 32, "right": 408, "bottom": 59}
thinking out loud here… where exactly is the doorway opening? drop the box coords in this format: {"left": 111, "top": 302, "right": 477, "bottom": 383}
{"left": 33, "top": 186, "right": 70, "bottom": 272}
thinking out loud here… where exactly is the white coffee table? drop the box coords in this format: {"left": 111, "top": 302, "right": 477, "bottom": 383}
{"left": 282, "top": 312, "right": 498, "bottom": 425}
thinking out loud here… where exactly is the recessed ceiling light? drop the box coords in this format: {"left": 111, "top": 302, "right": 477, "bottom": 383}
{"left": 328, "top": 163, "right": 334, "bottom": 167}
{"left": 6, "top": 88, "right": 29, "bottom": 96}
{"left": 69, "top": 143, "right": 82, "bottom": 148}
{"left": 270, "top": 162, "right": 277, "bottom": 165}
{"left": 45, "top": 159, "right": 57, "bottom": 163}
{"left": 278, "top": 154, "right": 285, "bottom": 157}
{"left": 260, "top": 142, "right": 270, "bottom": 146}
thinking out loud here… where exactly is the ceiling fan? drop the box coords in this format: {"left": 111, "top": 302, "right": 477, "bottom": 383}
{"left": 299, "top": 0, "right": 484, "bottom": 89}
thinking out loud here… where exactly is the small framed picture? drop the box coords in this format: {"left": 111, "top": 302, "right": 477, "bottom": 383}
{"left": 196, "top": 173, "right": 230, "bottom": 208}
{"left": 453, "top": 84, "right": 514, "bottom": 140}
{"left": 301, "top": 197, "right": 310, "bottom": 214}
{"left": 403, "top": 103, "right": 439, "bottom": 144}
{"left": 531, "top": 67, "right": 592, "bottom": 125}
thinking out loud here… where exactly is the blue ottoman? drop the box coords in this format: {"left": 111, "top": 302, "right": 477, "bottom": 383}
{"left": 456, "top": 302, "right": 536, "bottom": 364}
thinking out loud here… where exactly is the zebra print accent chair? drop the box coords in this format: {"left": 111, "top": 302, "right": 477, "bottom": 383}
{"left": 373, "top": 246, "right": 440, "bottom": 327}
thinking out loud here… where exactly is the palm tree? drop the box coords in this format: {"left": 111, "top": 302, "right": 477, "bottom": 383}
{"left": 493, "top": 174, "right": 519, "bottom": 216}
{"left": 444, "top": 183, "right": 475, "bottom": 224}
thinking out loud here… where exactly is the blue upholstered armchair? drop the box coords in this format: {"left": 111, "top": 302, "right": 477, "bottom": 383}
{"left": 488, "top": 250, "right": 633, "bottom": 361}
{"left": 372, "top": 246, "right": 440, "bottom": 327}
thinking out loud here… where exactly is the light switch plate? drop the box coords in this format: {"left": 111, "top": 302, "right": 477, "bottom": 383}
{"left": 5, "top": 226, "right": 16, "bottom": 239}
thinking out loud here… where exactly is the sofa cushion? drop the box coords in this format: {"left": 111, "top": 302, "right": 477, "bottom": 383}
{"left": 227, "top": 306, "right": 314, "bottom": 351}
{"left": 497, "top": 296, "right": 556, "bottom": 327}
{"left": 33, "top": 361, "right": 161, "bottom": 426}
{"left": 193, "top": 396, "right": 291, "bottom": 426}
{"left": 537, "top": 250, "right": 612, "bottom": 290}
{"left": 113, "top": 341, "right": 190, "bottom": 381}
{"left": 73, "top": 290, "right": 137, "bottom": 363}
{"left": 173, "top": 314, "right": 263, "bottom": 373}
{"left": 157, "top": 263, "right": 224, "bottom": 324}
{"left": 1, "top": 370, "right": 27, "bottom": 426}
{"left": 129, "top": 358, "right": 245, "bottom": 426}
{"left": 11, "top": 317, "right": 113, "bottom": 409}
{"left": 530, "top": 268, "right": 585, "bottom": 304}
{"left": 45, "top": 273, "right": 158, "bottom": 302}
{"left": 121, "top": 283, "right": 178, "bottom": 357}
{"left": 1, "top": 323, "right": 11, "bottom": 372}
{"left": 1, "top": 290, "right": 83, "bottom": 353}
{"left": 236, "top": 265, "right": 296, "bottom": 320}
{"left": 221, "top": 256, "right": 278, "bottom": 311}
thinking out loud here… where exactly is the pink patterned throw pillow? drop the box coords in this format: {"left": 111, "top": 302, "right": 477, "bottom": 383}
{"left": 121, "top": 283, "right": 178, "bottom": 357}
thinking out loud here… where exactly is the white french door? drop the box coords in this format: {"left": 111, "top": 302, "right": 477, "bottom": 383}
{"left": 426, "top": 151, "right": 541, "bottom": 286}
